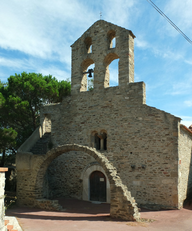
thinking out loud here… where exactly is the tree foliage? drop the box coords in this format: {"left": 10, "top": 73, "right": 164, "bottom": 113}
{"left": 0, "top": 72, "right": 71, "bottom": 166}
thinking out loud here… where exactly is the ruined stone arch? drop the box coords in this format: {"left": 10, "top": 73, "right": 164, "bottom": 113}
{"left": 34, "top": 144, "right": 140, "bottom": 221}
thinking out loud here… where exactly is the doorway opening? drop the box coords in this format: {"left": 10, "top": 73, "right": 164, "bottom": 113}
{"left": 90, "top": 171, "right": 106, "bottom": 202}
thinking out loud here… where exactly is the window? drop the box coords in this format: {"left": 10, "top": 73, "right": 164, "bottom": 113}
{"left": 107, "top": 30, "right": 116, "bottom": 49}
{"left": 91, "top": 131, "right": 107, "bottom": 150}
{"left": 84, "top": 37, "right": 92, "bottom": 54}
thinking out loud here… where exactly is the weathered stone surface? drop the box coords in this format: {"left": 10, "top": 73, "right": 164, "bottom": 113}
{"left": 17, "top": 144, "right": 140, "bottom": 221}
{"left": 178, "top": 126, "right": 192, "bottom": 208}
{"left": 34, "top": 199, "right": 63, "bottom": 211}
{"left": 16, "top": 20, "right": 192, "bottom": 220}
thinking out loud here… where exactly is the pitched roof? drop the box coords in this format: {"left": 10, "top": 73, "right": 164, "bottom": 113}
{"left": 180, "top": 124, "right": 192, "bottom": 136}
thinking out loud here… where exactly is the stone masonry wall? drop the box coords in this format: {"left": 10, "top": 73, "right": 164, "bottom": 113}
{"left": 18, "top": 19, "right": 184, "bottom": 212}
{"left": 71, "top": 20, "right": 135, "bottom": 94}
{"left": 44, "top": 151, "right": 94, "bottom": 199}
{"left": 178, "top": 126, "right": 192, "bottom": 207}
{"left": 40, "top": 82, "right": 180, "bottom": 209}
{"left": 16, "top": 145, "right": 141, "bottom": 221}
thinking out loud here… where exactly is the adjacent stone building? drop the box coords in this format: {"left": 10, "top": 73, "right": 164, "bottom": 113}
{"left": 17, "top": 20, "right": 192, "bottom": 216}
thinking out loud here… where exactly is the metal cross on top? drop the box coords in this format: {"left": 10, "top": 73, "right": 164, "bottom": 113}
{"left": 100, "top": 12, "right": 102, "bottom": 20}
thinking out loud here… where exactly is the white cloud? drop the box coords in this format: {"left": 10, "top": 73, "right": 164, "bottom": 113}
{"left": 0, "top": 56, "right": 34, "bottom": 70}
{"left": 0, "top": 56, "right": 70, "bottom": 81}
{"left": 0, "top": 0, "right": 95, "bottom": 61}
{"left": 164, "top": 0, "right": 192, "bottom": 38}
{"left": 180, "top": 116, "right": 192, "bottom": 127}
{"left": 135, "top": 38, "right": 185, "bottom": 63}
{"left": 0, "top": 0, "right": 140, "bottom": 82}
{"left": 167, "top": 76, "right": 192, "bottom": 96}
{"left": 185, "top": 59, "right": 192, "bottom": 65}
{"left": 184, "top": 100, "right": 192, "bottom": 107}
{"left": 135, "top": 38, "right": 149, "bottom": 49}
{"left": 38, "top": 66, "right": 70, "bottom": 81}
{"left": 102, "top": 0, "right": 136, "bottom": 27}
{"left": 182, "top": 120, "right": 192, "bottom": 128}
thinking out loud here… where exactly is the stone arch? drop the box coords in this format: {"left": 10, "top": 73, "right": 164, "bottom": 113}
{"left": 34, "top": 144, "right": 140, "bottom": 221}
{"left": 80, "top": 163, "right": 111, "bottom": 203}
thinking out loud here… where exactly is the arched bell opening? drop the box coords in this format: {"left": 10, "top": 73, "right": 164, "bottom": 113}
{"left": 104, "top": 53, "right": 119, "bottom": 88}
{"left": 107, "top": 30, "right": 116, "bottom": 49}
{"left": 81, "top": 58, "right": 95, "bottom": 92}
{"left": 84, "top": 37, "right": 92, "bottom": 54}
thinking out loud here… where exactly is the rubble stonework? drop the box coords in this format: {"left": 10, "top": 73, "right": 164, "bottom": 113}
{"left": 17, "top": 145, "right": 140, "bottom": 221}
{"left": 16, "top": 20, "right": 192, "bottom": 220}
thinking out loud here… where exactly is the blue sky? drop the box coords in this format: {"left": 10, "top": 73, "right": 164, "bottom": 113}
{"left": 0, "top": 0, "right": 191, "bottom": 127}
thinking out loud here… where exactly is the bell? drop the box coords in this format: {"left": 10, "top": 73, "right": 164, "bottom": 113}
{"left": 83, "top": 68, "right": 94, "bottom": 77}
{"left": 88, "top": 68, "right": 94, "bottom": 78}
{"left": 88, "top": 71, "right": 92, "bottom": 78}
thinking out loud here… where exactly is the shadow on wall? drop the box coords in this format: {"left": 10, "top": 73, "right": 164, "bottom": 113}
{"left": 5, "top": 166, "right": 17, "bottom": 192}
{"left": 42, "top": 151, "right": 96, "bottom": 200}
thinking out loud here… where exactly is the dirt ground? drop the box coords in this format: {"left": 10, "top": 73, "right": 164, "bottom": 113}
{"left": 6, "top": 198, "right": 192, "bottom": 231}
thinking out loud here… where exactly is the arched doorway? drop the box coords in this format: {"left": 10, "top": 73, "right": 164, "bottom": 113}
{"left": 80, "top": 163, "right": 111, "bottom": 203}
{"left": 90, "top": 171, "right": 106, "bottom": 202}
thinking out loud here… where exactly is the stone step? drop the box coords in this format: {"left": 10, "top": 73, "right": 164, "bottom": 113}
{"left": 30, "top": 132, "right": 51, "bottom": 154}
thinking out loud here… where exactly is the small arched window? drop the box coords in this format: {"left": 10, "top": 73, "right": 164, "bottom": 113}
{"left": 107, "top": 30, "right": 116, "bottom": 49}
{"left": 84, "top": 37, "right": 92, "bottom": 54}
{"left": 91, "top": 131, "right": 107, "bottom": 151}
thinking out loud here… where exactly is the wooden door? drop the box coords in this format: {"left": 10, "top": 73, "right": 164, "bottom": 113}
{"left": 90, "top": 171, "right": 106, "bottom": 202}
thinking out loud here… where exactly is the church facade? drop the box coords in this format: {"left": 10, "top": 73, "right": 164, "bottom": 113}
{"left": 17, "top": 20, "right": 192, "bottom": 212}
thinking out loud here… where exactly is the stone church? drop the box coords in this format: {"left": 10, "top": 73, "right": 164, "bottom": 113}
{"left": 16, "top": 20, "right": 192, "bottom": 218}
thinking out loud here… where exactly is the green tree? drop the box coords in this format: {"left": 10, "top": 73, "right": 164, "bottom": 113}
{"left": 0, "top": 128, "right": 17, "bottom": 167}
{"left": 0, "top": 72, "right": 71, "bottom": 166}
